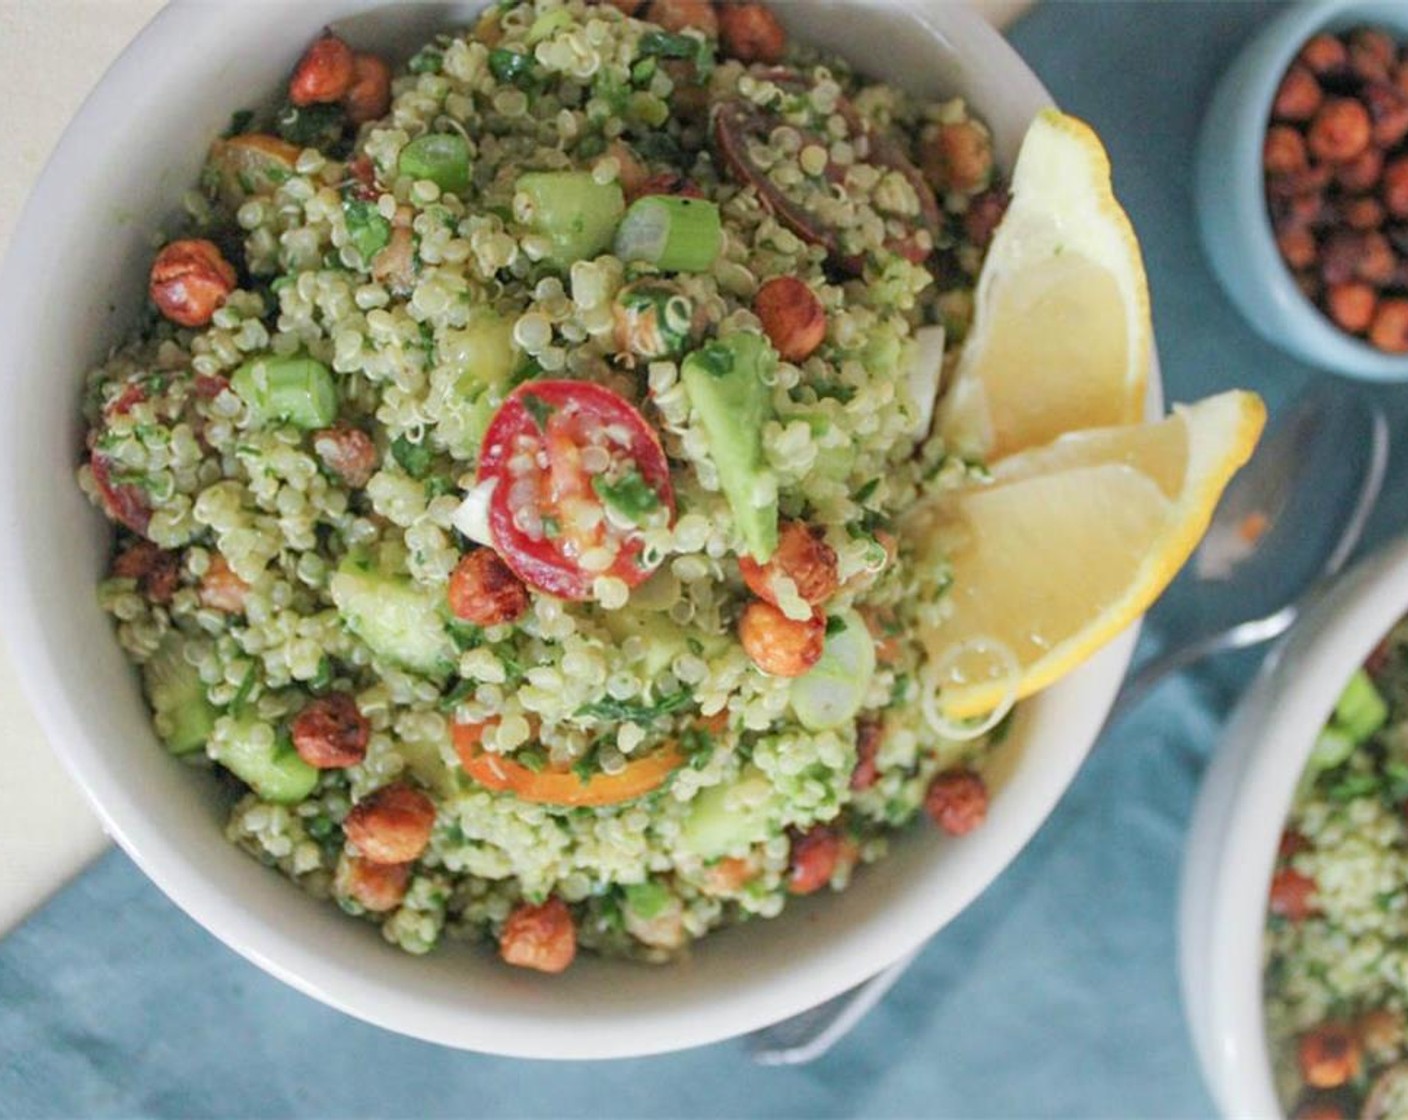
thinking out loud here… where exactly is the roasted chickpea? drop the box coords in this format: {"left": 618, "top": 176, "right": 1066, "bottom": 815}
{"left": 343, "top": 782, "right": 437, "bottom": 864}
{"left": 850, "top": 719, "right": 883, "bottom": 792}
{"left": 1269, "top": 865, "right": 1319, "bottom": 922}
{"left": 1357, "top": 1008, "right": 1406, "bottom": 1062}
{"left": 1369, "top": 298, "right": 1408, "bottom": 352}
{"left": 289, "top": 32, "right": 355, "bottom": 106}
{"left": 718, "top": 3, "right": 787, "bottom": 64}
{"left": 1265, "top": 125, "right": 1309, "bottom": 176}
{"left": 1342, "top": 195, "right": 1385, "bottom": 230}
{"left": 1326, "top": 282, "right": 1378, "bottom": 333}
{"left": 1274, "top": 65, "right": 1323, "bottom": 121}
{"left": 149, "top": 239, "right": 237, "bottom": 328}
{"left": 787, "top": 826, "right": 853, "bottom": 895}
{"left": 111, "top": 540, "right": 179, "bottom": 605}
{"left": 344, "top": 52, "right": 392, "bottom": 125}
{"left": 333, "top": 852, "right": 411, "bottom": 913}
{"left": 607, "top": 140, "right": 649, "bottom": 201}
{"left": 1382, "top": 156, "right": 1408, "bottom": 217}
{"left": 738, "top": 520, "right": 838, "bottom": 608}
{"left": 447, "top": 549, "right": 530, "bottom": 626}
{"left": 1298, "top": 1022, "right": 1362, "bottom": 1089}
{"left": 921, "top": 120, "right": 993, "bottom": 194}
{"left": 1307, "top": 98, "right": 1372, "bottom": 163}
{"left": 1356, "top": 230, "right": 1397, "bottom": 284}
{"left": 1298, "top": 33, "right": 1348, "bottom": 76}
{"left": 754, "top": 276, "right": 827, "bottom": 363}
{"left": 697, "top": 855, "right": 757, "bottom": 896}
{"left": 924, "top": 769, "right": 988, "bottom": 836}
{"left": 291, "top": 692, "right": 370, "bottom": 769}
{"left": 1276, "top": 227, "right": 1318, "bottom": 271}
{"left": 312, "top": 426, "right": 378, "bottom": 488}
{"left": 198, "top": 554, "right": 250, "bottom": 614}
{"left": 738, "top": 600, "right": 825, "bottom": 677}
{"left": 646, "top": 0, "right": 718, "bottom": 36}
{"left": 1365, "top": 81, "right": 1408, "bottom": 148}
{"left": 500, "top": 897, "right": 577, "bottom": 973}
{"left": 1336, "top": 147, "right": 1384, "bottom": 193}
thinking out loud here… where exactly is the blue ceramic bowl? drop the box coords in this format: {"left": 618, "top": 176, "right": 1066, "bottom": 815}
{"left": 1197, "top": 0, "right": 1408, "bottom": 381}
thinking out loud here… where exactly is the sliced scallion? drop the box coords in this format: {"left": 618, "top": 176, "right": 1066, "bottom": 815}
{"left": 614, "top": 195, "right": 722, "bottom": 273}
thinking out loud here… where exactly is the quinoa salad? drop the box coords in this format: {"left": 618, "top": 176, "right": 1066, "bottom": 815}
{"left": 1266, "top": 617, "right": 1408, "bottom": 1117}
{"left": 78, "top": 0, "right": 1011, "bottom": 972}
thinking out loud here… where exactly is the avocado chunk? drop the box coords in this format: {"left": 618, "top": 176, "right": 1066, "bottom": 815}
{"left": 680, "top": 765, "right": 779, "bottom": 859}
{"left": 329, "top": 555, "right": 455, "bottom": 677}
{"left": 680, "top": 332, "right": 780, "bottom": 561}
{"left": 210, "top": 714, "right": 318, "bottom": 804}
{"left": 143, "top": 634, "right": 219, "bottom": 756}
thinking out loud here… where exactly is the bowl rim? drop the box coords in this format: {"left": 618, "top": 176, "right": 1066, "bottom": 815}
{"left": 1203, "top": 0, "right": 1408, "bottom": 382}
{"left": 0, "top": 0, "right": 1153, "bottom": 1059}
{"left": 1184, "top": 534, "right": 1408, "bottom": 1115}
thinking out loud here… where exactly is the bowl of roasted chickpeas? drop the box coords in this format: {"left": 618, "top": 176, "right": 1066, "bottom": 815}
{"left": 1197, "top": 0, "right": 1408, "bottom": 380}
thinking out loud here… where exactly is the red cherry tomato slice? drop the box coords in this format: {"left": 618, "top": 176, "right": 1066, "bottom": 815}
{"left": 477, "top": 380, "right": 675, "bottom": 600}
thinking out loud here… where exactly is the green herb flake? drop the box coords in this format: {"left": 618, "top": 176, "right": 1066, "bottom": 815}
{"left": 592, "top": 468, "right": 660, "bottom": 524}
{"left": 342, "top": 198, "right": 391, "bottom": 261}
{"left": 391, "top": 434, "right": 433, "bottom": 479}
{"left": 522, "top": 392, "right": 556, "bottom": 431}
{"left": 408, "top": 47, "right": 444, "bottom": 74}
{"left": 489, "top": 48, "right": 534, "bottom": 86}
{"left": 575, "top": 688, "right": 694, "bottom": 724}
{"left": 824, "top": 615, "right": 848, "bottom": 638}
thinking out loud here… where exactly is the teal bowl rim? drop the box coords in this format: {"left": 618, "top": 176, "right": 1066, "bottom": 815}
{"left": 1197, "top": 0, "right": 1408, "bottom": 382}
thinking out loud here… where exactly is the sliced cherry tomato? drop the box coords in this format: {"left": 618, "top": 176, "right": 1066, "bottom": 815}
{"left": 477, "top": 380, "right": 674, "bottom": 600}
{"left": 89, "top": 453, "right": 151, "bottom": 536}
{"left": 452, "top": 719, "right": 684, "bottom": 807}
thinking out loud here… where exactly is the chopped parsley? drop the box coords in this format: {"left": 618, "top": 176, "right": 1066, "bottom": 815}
{"left": 391, "top": 434, "right": 432, "bottom": 479}
{"left": 575, "top": 688, "right": 694, "bottom": 724}
{"left": 342, "top": 199, "right": 391, "bottom": 261}
{"left": 592, "top": 468, "right": 660, "bottom": 524}
{"left": 522, "top": 392, "right": 556, "bottom": 431}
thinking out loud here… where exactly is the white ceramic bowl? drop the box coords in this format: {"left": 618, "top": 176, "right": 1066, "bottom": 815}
{"left": 1181, "top": 535, "right": 1408, "bottom": 1116}
{"left": 0, "top": 0, "right": 1142, "bottom": 1058}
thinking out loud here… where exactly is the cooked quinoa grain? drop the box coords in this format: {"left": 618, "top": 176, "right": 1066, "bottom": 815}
{"left": 79, "top": 0, "right": 1011, "bottom": 970}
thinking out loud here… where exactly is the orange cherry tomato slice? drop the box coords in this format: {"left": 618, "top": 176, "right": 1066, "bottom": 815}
{"left": 452, "top": 720, "right": 684, "bottom": 808}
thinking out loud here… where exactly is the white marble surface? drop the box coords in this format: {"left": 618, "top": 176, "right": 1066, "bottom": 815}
{"left": 0, "top": 0, "right": 1031, "bottom": 936}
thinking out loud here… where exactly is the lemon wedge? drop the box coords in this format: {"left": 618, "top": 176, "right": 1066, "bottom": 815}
{"left": 937, "top": 109, "right": 1151, "bottom": 461}
{"left": 908, "top": 391, "right": 1266, "bottom": 720}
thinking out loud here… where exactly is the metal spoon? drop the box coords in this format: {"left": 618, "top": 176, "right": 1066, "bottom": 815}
{"left": 748, "top": 385, "right": 1390, "bottom": 1067}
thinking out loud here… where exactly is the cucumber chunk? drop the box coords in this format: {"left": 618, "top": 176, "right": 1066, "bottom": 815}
{"left": 143, "top": 634, "right": 218, "bottom": 756}
{"left": 680, "top": 332, "right": 779, "bottom": 561}
{"left": 515, "top": 171, "right": 624, "bottom": 267}
{"left": 680, "top": 765, "right": 778, "bottom": 859}
{"left": 329, "top": 555, "right": 455, "bottom": 676}
{"left": 210, "top": 715, "right": 318, "bottom": 804}
{"left": 790, "top": 611, "right": 877, "bottom": 731}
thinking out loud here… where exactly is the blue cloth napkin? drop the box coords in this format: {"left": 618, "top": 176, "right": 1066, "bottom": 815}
{"left": 6, "top": 3, "right": 1408, "bottom": 1116}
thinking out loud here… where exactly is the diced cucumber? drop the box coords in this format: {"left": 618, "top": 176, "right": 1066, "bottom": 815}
{"left": 232, "top": 354, "right": 338, "bottom": 429}
{"left": 329, "top": 555, "right": 455, "bottom": 676}
{"left": 1334, "top": 669, "right": 1389, "bottom": 744}
{"left": 445, "top": 310, "right": 520, "bottom": 392}
{"left": 515, "top": 171, "right": 624, "bottom": 268}
{"left": 624, "top": 880, "right": 671, "bottom": 919}
{"left": 680, "top": 765, "right": 778, "bottom": 859}
{"left": 210, "top": 715, "right": 318, "bottom": 804}
{"left": 790, "top": 611, "right": 877, "bottom": 731}
{"left": 143, "top": 635, "right": 218, "bottom": 756}
{"left": 680, "top": 332, "right": 779, "bottom": 561}
{"left": 1309, "top": 727, "right": 1357, "bottom": 773}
